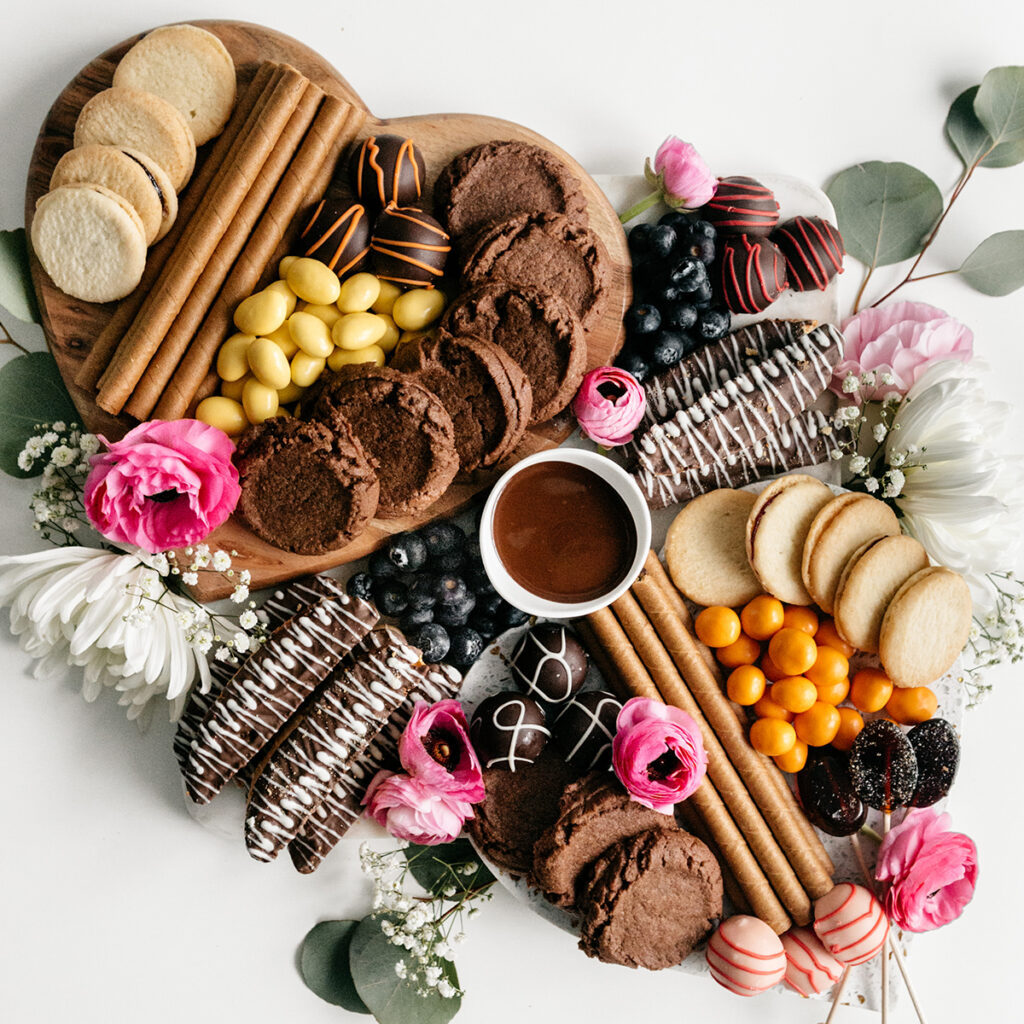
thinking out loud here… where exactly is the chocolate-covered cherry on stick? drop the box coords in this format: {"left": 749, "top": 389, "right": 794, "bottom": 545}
{"left": 848, "top": 719, "right": 919, "bottom": 814}
{"left": 797, "top": 751, "right": 867, "bottom": 837}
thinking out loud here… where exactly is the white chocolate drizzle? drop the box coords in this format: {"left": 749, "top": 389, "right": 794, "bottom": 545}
{"left": 511, "top": 626, "right": 583, "bottom": 704}
{"left": 552, "top": 693, "right": 622, "bottom": 770}
{"left": 480, "top": 695, "right": 552, "bottom": 772}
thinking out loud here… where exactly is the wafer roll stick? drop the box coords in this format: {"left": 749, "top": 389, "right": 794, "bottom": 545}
{"left": 612, "top": 591, "right": 812, "bottom": 924}
{"left": 76, "top": 62, "right": 280, "bottom": 392}
{"left": 583, "top": 603, "right": 791, "bottom": 933}
{"left": 154, "top": 94, "right": 367, "bottom": 420}
{"left": 96, "top": 65, "right": 309, "bottom": 413}
{"left": 124, "top": 80, "right": 324, "bottom": 420}
{"left": 631, "top": 564, "right": 835, "bottom": 898}
{"left": 676, "top": 800, "right": 751, "bottom": 915}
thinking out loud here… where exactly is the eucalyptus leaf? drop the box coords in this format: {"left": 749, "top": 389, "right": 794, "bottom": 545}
{"left": 299, "top": 920, "right": 371, "bottom": 1013}
{"left": 946, "top": 86, "right": 1024, "bottom": 168}
{"left": 974, "top": 66, "right": 1024, "bottom": 148}
{"left": 0, "top": 351, "right": 78, "bottom": 478}
{"left": 350, "top": 916, "right": 461, "bottom": 1024}
{"left": 0, "top": 229, "right": 40, "bottom": 324}
{"left": 826, "top": 161, "right": 943, "bottom": 268}
{"left": 959, "top": 230, "right": 1024, "bottom": 295}
{"left": 404, "top": 839, "right": 493, "bottom": 897}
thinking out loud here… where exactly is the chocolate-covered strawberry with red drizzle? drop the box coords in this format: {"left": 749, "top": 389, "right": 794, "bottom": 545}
{"left": 702, "top": 175, "right": 780, "bottom": 236}
{"left": 718, "top": 233, "right": 789, "bottom": 314}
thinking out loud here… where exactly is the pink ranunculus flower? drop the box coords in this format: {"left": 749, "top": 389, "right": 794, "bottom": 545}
{"left": 648, "top": 136, "right": 717, "bottom": 210}
{"left": 832, "top": 301, "right": 973, "bottom": 401}
{"left": 84, "top": 419, "right": 241, "bottom": 553}
{"left": 363, "top": 770, "right": 474, "bottom": 846}
{"left": 612, "top": 697, "right": 708, "bottom": 814}
{"left": 574, "top": 366, "right": 647, "bottom": 447}
{"left": 875, "top": 808, "right": 978, "bottom": 933}
{"left": 398, "top": 699, "right": 484, "bottom": 803}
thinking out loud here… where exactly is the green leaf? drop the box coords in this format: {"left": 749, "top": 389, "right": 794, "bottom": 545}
{"left": 0, "top": 351, "right": 79, "bottom": 478}
{"left": 946, "top": 86, "right": 1024, "bottom": 168}
{"left": 299, "top": 920, "right": 371, "bottom": 1013}
{"left": 826, "top": 161, "right": 943, "bottom": 269}
{"left": 350, "top": 916, "right": 461, "bottom": 1024}
{"left": 959, "top": 230, "right": 1024, "bottom": 295}
{"left": 0, "top": 229, "right": 40, "bottom": 324}
{"left": 974, "top": 67, "right": 1024, "bottom": 149}
{"left": 404, "top": 839, "right": 493, "bottom": 897}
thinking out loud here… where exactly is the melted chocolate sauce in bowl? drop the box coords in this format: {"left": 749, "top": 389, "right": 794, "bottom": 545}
{"left": 479, "top": 449, "right": 652, "bottom": 617}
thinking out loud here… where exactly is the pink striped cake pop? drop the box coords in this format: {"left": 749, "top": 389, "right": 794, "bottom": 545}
{"left": 781, "top": 926, "right": 844, "bottom": 996}
{"left": 813, "top": 883, "right": 888, "bottom": 966}
{"left": 706, "top": 915, "right": 786, "bottom": 997}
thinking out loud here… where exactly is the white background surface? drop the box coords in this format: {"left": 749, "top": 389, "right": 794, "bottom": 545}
{"left": 2, "top": 2, "right": 1024, "bottom": 1023}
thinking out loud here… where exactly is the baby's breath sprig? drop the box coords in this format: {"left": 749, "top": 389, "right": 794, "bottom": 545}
{"left": 961, "top": 570, "right": 1024, "bottom": 706}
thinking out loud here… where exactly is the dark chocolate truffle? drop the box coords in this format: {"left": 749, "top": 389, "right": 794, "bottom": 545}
{"left": 292, "top": 198, "right": 370, "bottom": 278}
{"left": 354, "top": 134, "right": 426, "bottom": 211}
{"left": 371, "top": 205, "right": 450, "bottom": 287}
{"left": 551, "top": 690, "right": 622, "bottom": 770}
{"left": 771, "top": 216, "right": 845, "bottom": 291}
{"left": 849, "top": 719, "right": 919, "bottom": 812}
{"left": 470, "top": 693, "right": 550, "bottom": 771}
{"left": 718, "top": 234, "right": 789, "bottom": 314}
{"left": 908, "top": 718, "right": 960, "bottom": 807}
{"left": 509, "top": 623, "right": 589, "bottom": 705}
{"left": 703, "top": 176, "right": 780, "bottom": 236}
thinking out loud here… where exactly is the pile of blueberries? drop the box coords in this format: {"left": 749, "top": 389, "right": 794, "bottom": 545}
{"left": 615, "top": 211, "right": 731, "bottom": 382}
{"left": 346, "top": 518, "right": 528, "bottom": 669}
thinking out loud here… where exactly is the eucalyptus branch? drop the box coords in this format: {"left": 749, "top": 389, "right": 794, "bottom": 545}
{"left": 0, "top": 316, "right": 30, "bottom": 355}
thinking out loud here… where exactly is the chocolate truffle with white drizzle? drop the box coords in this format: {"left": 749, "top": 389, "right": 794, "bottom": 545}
{"left": 509, "top": 623, "right": 589, "bottom": 706}
{"left": 470, "top": 693, "right": 550, "bottom": 771}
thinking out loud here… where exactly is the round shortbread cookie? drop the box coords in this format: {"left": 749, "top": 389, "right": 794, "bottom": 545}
{"left": 879, "top": 566, "right": 972, "bottom": 687}
{"left": 113, "top": 24, "right": 236, "bottom": 146}
{"left": 801, "top": 493, "right": 900, "bottom": 614}
{"left": 74, "top": 86, "right": 196, "bottom": 192}
{"left": 745, "top": 474, "right": 833, "bottom": 605}
{"left": 665, "top": 488, "right": 762, "bottom": 607}
{"left": 833, "top": 534, "right": 930, "bottom": 654}
{"left": 31, "top": 183, "right": 147, "bottom": 303}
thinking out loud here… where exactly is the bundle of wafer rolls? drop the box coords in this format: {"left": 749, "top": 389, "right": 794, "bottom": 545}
{"left": 582, "top": 550, "right": 835, "bottom": 934}
{"left": 77, "top": 61, "right": 367, "bottom": 421}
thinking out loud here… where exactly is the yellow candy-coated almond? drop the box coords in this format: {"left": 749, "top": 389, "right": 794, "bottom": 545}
{"left": 196, "top": 396, "right": 248, "bottom": 436}
{"left": 278, "top": 255, "right": 299, "bottom": 278}
{"left": 277, "top": 381, "right": 305, "bottom": 404}
{"left": 220, "top": 374, "right": 250, "bottom": 401}
{"left": 375, "top": 313, "right": 400, "bottom": 354}
{"left": 392, "top": 288, "right": 446, "bottom": 331}
{"left": 291, "top": 350, "right": 327, "bottom": 387}
{"left": 216, "top": 333, "right": 255, "bottom": 381}
{"left": 327, "top": 344, "right": 386, "bottom": 370}
{"left": 242, "top": 378, "right": 279, "bottom": 424}
{"left": 274, "top": 406, "right": 293, "bottom": 419}
{"left": 234, "top": 289, "right": 288, "bottom": 337}
{"left": 286, "top": 257, "right": 341, "bottom": 305}
{"left": 332, "top": 311, "right": 388, "bottom": 351}
{"left": 370, "top": 279, "right": 402, "bottom": 315}
{"left": 337, "top": 272, "right": 382, "bottom": 314}
{"left": 265, "top": 278, "right": 298, "bottom": 316}
{"left": 247, "top": 336, "right": 291, "bottom": 390}
{"left": 287, "top": 311, "right": 334, "bottom": 358}
{"left": 264, "top": 323, "right": 298, "bottom": 359}
{"left": 300, "top": 302, "right": 342, "bottom": 329}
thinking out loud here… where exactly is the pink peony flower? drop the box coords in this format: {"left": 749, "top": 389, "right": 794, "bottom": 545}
{"left": 832, "top": 301, "right": 973, "bottom": 401}
{"left": 574, "top": 367, "right": 647, "bottom": 447}
{"left": 875, "top": 808, "right": 978, "bottom": 932}
{"left": 612, "top": 697, "right": 708, "bottom": 814}
{"left": 398, "top": 699, "right": 484, "bottom": 803}
{"left": 84, "top": 419, "right": 241, "bottom": 553}
{"left": 363, "top": 770, "right": 474, "bottom": 846}
{"left": 649, "top": 137, "right": 717, "bottom": 210}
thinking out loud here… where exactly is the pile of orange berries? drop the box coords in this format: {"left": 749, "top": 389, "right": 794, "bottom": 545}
{"left": 695, "top": 596, "right": 938, "bottom": 775}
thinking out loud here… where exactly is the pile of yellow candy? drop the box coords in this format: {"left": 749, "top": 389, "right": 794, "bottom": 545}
{"left": 196, "top": 256, "right": 446, "bottom": 435}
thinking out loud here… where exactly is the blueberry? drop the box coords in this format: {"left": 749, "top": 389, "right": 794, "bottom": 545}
{"left": 647, "top": 224, "right": 677, "bottom": 260}
{"left": 697, "top": 307, "right": 731, "bottom": 341}
{"left": 658, "top": 210, "right": 693, "bottom": 231}
{"left": 346, "top": 572, "right": 374, "bottom": 601}
{"left": 654, "top": 282, "right": 686, "bottom": 307}
{"left": 662, "top": 302, "right": 698, "bottom": 331}
{"left": 687, "top": 219, "right": 717, "bottom": 242}
{"left": 434, "top": 591, "right": 476, "bottom": 627}
{"left": 495, "top": 600, "right": 530, "bottom": 629}
{"left": 430, "top": 549, "right": 466, "bottom": 574}
{"left": 419, "top": 521, "right": 465, "bottom": 558}
{"left": 373, "top": 579, "right": 409, "bottom": 616}
{"left": 368, "top": 551, "right": 400, "bottom": 580}
{"left": 447, "top": 626, "right": 485, "bottom": 668}
{"left": 474, "top": 590, "right": 504, "bottom": 618}
{"left": 406, "top": 573, "right": 437, "bottom": 611}
{"left": 465, "top": 535, "right": 483, "bottom": 567}
{"left": 386, "top": 531, "right": 428, "bottom": 572}
{"left": 692, "top": 238, "right": 716, "bottom": 264}
{"left": 470, "top": 613, "right": 499, "bottom": 639}
{"left": 409, "top": 622, "right": 450, "bottom": 663}
{"left": 690, "top": 279, "right": 714, "bottom": 304}
{"left": 680, "top": 331, "right": 703, "bottom": 356}
{"left": 669, "top": 256, "right": 704, "bottom": 290}
{"left": 624, "top": 303, "right": 661, "bottom": 336}
{"left": 464, "top": 565, "right": 496, "bottom": 596}
{"left": 615, "top": 349, "right": 651, "bottom": 382}
{"left": 650, "top": 330, "right": 688, "bottom": 370}
{"left": 434, "top": 574, "right": 469, "bottom": 606}
{"left": 627, "top": 223, "right": 654, "bottom": 255}
{"left": 400, "top": 607, "right": 435, "bottom": 631}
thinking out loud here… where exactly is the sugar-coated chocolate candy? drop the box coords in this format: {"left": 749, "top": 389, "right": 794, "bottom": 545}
{"left": 551, "top": 690, "right": 622, "bottom": 770}
{"left": 771, "top": 216, "right": 845, "bottom": 292}
{"left": 848, "top": 718, "right": 918, "bottom": 812}
{"left": 796, "top": 750, "right": 867, "bottom": 837}
{"left": 908, "top": 718, "right": 960, "bottom": 807}
{"left": 703, "top": 176, "right": 780, "bottom": 236}
{"left": 470, "top": 692, "right": 550, "bottom": 770}
{"left": 706, "top": 916, "right": 786, "bottom": 996}
{"left": 354, "top": 134, "right": 426, "bottom": 210}
{"left": 510, "top": 622, "right": 589, "bottom": 705}
{"left": 370, "top": 205, "right": 450, "bottom": 287}
{"left": 813, "top": 883, "right": 888, "bottom": 966}
{"left": 292, "top": 199, "right": 370, "bottom": 278}
{"left": 718, "top": 234, "right": 788, "bottom": 315}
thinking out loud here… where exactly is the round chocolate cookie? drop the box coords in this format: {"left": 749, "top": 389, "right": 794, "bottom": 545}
{"left": 460, "top": 212, "right": 609, "bottom": 331}
{"left": 441, "top": 283, "right": 587, "bottom": 424}
{"left": 310, "top": 365, "right": 458, "bottom": 519}
{"left": 233, "top": 417, "right": 379, "bottom": 554}
{"left": 435, "top": 140, "right": 589, "bottom": 242}
{"left": 391, "top": 332, "right": 532, "bottom": 472}
{"left": 470, "top": 693, "right": 550, "bottom": 770}
{"left": 509, "top": 623, "right": 589, "bottom": 705}
{"left": 551, "top": 690, "right": 622, "bottom": 770}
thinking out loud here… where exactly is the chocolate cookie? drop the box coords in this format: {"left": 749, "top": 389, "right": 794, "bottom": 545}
{"left": 460, "top": 212, "right": 609, "bottom": 331}
{"left": 578, "top": 829, "right": 723, "bottom": 970}
{"left": 391, "top": 332, "right": 532, "bottom": 471}
{"left": 441, "top": 283, "right": 587, "bottom": 424}
{"left": 465, "top": 748, "right": 581, "bottom": 876}
{"left": 435, "top": 140, "right": 589, "bottom": 242}
{"left": 310, "top": 365, "right": 459, "bottom": 518}
{"left": 234, "top": 418, "right": 379, "bottom": 554}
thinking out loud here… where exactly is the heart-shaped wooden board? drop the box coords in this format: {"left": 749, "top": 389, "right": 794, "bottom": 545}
{"left": 25, "top": 20, "right": 630, "bottom": 601}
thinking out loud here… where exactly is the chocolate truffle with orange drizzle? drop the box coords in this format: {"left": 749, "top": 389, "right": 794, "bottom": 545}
{"left": 292, "top": 199, "right": 370, "bottom": 278}
{"left": 371, "top": 205, "right": 451, "bottom": 287}
{"left": 354, "top": 134, "right": 426, "bottom": 211}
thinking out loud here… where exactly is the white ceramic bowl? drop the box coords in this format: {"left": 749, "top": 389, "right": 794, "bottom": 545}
{"left": 478, "top": 448, "right": 652, "bottom": 619}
